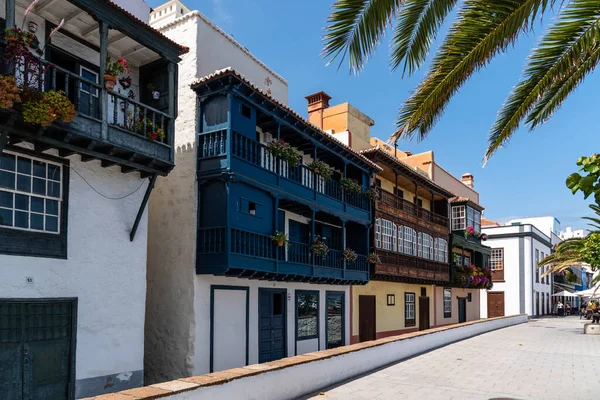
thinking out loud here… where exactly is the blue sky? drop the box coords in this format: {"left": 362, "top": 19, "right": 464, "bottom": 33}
{"left": 149, "top": 0, "right": 598, "bottom": 230}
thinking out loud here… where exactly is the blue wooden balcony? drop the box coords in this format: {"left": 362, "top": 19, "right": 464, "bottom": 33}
{"left": 198, "top": 227, "right": 370, "bottom": 284}
{"left": 198, "top": 130, "right": 372, "bottom": 223}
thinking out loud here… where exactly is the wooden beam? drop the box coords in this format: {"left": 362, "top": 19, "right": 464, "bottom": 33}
{"left": 80, "top": 155, "right": 95, "bottom": 162}
{"left": 130, "top": 175, "right": 156, "bottom": 241}
{"left": 80, "top": 23, "right": 99, "bottom": 37}
{"left": 34, "top": 0, "right": 56, "bottom": 12}
{"left": 58, "top": 149, "right": 76, "bottom": 157}
{"left": 63, "top": 9, "right": 86, "bottom": 25}
{"left": 0, "top": 129, "right": 8, "bottom": 155}
{"left": 108, "top": 32, "right": 127, "bottom": 45}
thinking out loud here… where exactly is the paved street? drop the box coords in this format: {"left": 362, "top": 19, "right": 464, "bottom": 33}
{"left": 305, "top": 317, "right": 600, "bottom": 400}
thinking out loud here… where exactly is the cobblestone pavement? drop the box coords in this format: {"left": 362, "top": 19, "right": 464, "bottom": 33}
{"left": 305, "top": 317, "right": 600, "bottom": 400}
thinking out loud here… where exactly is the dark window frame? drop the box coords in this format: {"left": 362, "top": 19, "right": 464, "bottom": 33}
{"left": 386, "top": 294, "right": 395, "bottom": 306}
{"left": 295, "top": 290, "right": 319, "bottom": 341}
{"left": 0, "top": 147, "right": 69, "bottom": 259}
{"left": 405, "top": 292, "right": 416, "bottom": 327}
{"left": 443, "top": 287, "right": 452, "bottom": 318}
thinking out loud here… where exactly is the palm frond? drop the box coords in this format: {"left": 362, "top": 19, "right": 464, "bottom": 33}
{"left": 485, "top": 0, "right": 600, "bottom": 161}
{"left": 389, "top": 0, "right": 458, "bottom": 76}
{"left": 583, "top": 204, "right": 600, "bottom": 231}
{"left": 391, "top": 0, "right": 552, "bottom": 143}
{"left": 322, "top": 0, "right": 403, "bottom": 73}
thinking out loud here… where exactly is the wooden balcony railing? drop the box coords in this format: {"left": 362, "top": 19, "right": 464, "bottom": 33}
{"left": 198, "top": 227, "right": 368, "bottom": 273}
{"left": 375, "top": 249, "right": 450, "bottom": 282}
{"left": 377, "top": 188, "right": 448, "bottom": 229}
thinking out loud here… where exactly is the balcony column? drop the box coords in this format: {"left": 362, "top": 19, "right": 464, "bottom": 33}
{"left": 394, "top": 171, "right": 398, "bottom": 208}
{"left": 167, "top": 61, "right": 177, "bottom": 156}
{"left": 5, "top": 0, "right": 15, "bottom": 28}
{"left": 99, "top": 20, "right": 109, "bottom": 140}
{"left": 343, "top": 161, "right": 347, "bottom": 213}
{"left": 274, "top": 196, "right": 280, "bottom": 268}
{"left": 430, "top": 191, "right": 435, "bottom": 213}
{"left": 341, "top": 220, "right": 346, "bottom": 278}
{"left": 312, "top": 146, "right": 317, "bottom": 199}
{"left": 311, "top": 208, "right": 316, "bottom": 274}
{"left": 413, "top": 182, "right": 418, "bottom": 204}
{"left": 276, "top": 122, "right": 281, "bottom": 185}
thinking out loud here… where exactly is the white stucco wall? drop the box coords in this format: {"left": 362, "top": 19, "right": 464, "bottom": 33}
{"left": 192, "top": 276, "right": 350, "bottom": 376}
{"left": 156, "top": 11, "right": 288, "bottom": 104}
{"left": 111, "top": 0, "right": 151, "bottom": 23}
{"left": 0, "top": 148, "right": 149, "bottom": 391}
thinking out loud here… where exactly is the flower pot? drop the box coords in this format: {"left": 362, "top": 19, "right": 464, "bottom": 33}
{"left": 104, "top": 74, "right": 117, "bottom": 90}
{"left": 152, "top": 90, "right": 160, "bottom": 100}
{"left": 28, "top": 21, "right": 38, "bottom": 33}
{"left": 277, "top": 241, "right": 285, "bottom": 247}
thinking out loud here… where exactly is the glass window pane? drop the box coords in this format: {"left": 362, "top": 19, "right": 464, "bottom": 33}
{"left": 31, "top": 197, "right": 44, "bottom": 213}
{"left": 30, "top": 213, "right": 44, "bottom": 230}
{"left": 33, "top": 160, "right": 46, "bottom": 178}
{"left": 0, "top": 171, "right": 15, "bottom": 189}
{"left": 15, "top": 194, "right": 29, "bottom": 210}
{"left": 47, "top": 165, "right": 60, "bottom": 181}
{"left": 17, "top": 175, "right": 31, "bottom": 192}
{"left": 17, "top": 158, "right": 31, "bottom": 174}
{"left": 297, "top": 292, "right": 318, "bottom": 338}
{"left": 46, "top": 200, "right": 58, "bottom": 216}
{"left": 0, "top": 191, "right": 12, "bottom": 208}
{"left": 32, "top": 178, "right": 46, "bottom": 195}
{"left": 15, "top": 211, "right": 28, "bottom": 228}
{"left": 48, "top": 181, "right": 60, "bottom": 198}
{"left": 0, "top": 153, "right": 15, "bottom": 171}
{"left": 0, "top": 208, "right": 12, "bottom": 226}
{"left": 45, "top": 216, "right": 58, "bottom": 232}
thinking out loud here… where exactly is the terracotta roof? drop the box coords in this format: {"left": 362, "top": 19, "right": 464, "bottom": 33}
{"left": 482, "top": 218, "right": 500, "bottom": 227}
{"left": 450, "top": 197, "right": 485, "bottom": 210}
{"left": 106, "top": 0, "right": 189, "bottom": 55}
{"left": 155, "top": 11, "right": 285, "bottom": 84}
{"left": 191, "top": 68, "right": 382, "bottom": 172}
{"left": 359, "top": 146, "right": 454, "bottom": 198}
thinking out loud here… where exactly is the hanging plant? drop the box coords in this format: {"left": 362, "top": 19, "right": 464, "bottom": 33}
{"left": 307, "top": 160, "right": 333, "bottom": 180}
{"left": 270, "top": 231, "right": 289, "bottom": 247}
{"left": 364, "top": 188, "right": 377, "bottom": 201}
{"left": 311, "top": 236, "right": 329, "bottom": 258}
{"left": 464, "top": 225, "right": 482, "bottom": 239}
{"left": 343, "top": 248, "right": 358, "bottom": 262}
{"left": 0, "top": 76, "right": 22, "bottom": 109}
{"left": 367, "top": 252, "right": 381, "bottom": 264}
{"left": 265, "top": 139, "right": 301, "bottom": 167}
{"left": 340, "top": 177, "right": 362, "bottom": 194}
{"left": 119, "top": 76, "right": 132, "bottom": 89}
{"left": 147, "top": 83, "right": 161, "bottom": 100}
{"left": 22, "top": 90, "right": 75, "bottom": 127}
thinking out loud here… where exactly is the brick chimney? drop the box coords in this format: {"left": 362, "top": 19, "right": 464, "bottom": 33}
{"left": 462, "top": 173, "right": 474, "bottom": 189}
{"left": 305, "top": 91, "right": 332, "bottom": 129}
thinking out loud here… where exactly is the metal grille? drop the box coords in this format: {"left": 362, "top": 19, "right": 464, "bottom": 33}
{"left": 25, "top": 302, "right": 72, "bottom": 341}
{"left": 0, "top": 303, "right": 22, "bottom": 343}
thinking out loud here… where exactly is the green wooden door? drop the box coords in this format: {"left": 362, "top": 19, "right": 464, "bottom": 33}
{"left": 0, "top": 300, "right": 75, "bottom": 400}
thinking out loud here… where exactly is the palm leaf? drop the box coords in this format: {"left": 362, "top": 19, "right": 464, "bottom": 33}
{"left": 389, "top": 0, "right": 458, "bottom": 76}
{"left": 486, "top": 0, "right": 600, "bottom": 161}
{"left": 392, "top": 0, "right": 552, "bottom": 143}
{"left": 322, "top": 0, "right": 404, "bottom": 73}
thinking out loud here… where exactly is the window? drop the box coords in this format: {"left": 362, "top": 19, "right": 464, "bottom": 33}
{"left": 296, "top": 291, "right": 319, "bottom": 340}
{"left": 453, "top": 252, "right": 462, "bottom": 266}
{"left": 240, "top": 198, "right": 259, "bottom": 216}
{"left": 0, "top": 152, "right": 62, "bottom": 234}
{"left": 387, "top": 294, "right": 395, "bottom": 306}
{"left": 443, "top": 288, "right": 452, "bottom": 318}
{"left": 422, "top": 233, "right": 430, "bottom": 259}
{"left": 80, "top": 66, "right": 98, "bottom": 97}
{"left": 241, "top": 103, "right": 252, "bottom": 119}
{"left": 404, "top": 227, "right": 415, "bottom": 255}
{"left": 463, "top": 255, "right": 471, "bottom": 266}
{"left": 438, "top": 239, "right": 448, "bottom": 263}
{"left": 405, "top": 293, "right": 415, "bottom": 327}
{"left": 392, "top": 223, "right": 397, "bottom": 252}
{"left": 375, "top": 218, "right": 381, "bottom": 248}
{"left": 381, "top": 219, "right": 394, "bottom": 251}
{"left": 541, "top": 252, "right": 545, "bottom": 284}
{"left": 451, "top": 206, "right": 465, "bottom": 230}
{"left": 397, "top": 225, "right": 403, "bottom": 253}
{"left": 490, "top": 249, "right": 504, "bottom": 271}
{"left": 417, "top": 232, "right": 423, "bottom": 258}
{"left": 473, "top": 209, "right": 481, "bottom": 232}
{"left": 535, "top": 249, "right": 539, "bottom": 283}
{"left": 429, "top": 236, "right": 434, "bottom": 260}
{"left": 248, "top": 202, "right": 256, "bottom": 215}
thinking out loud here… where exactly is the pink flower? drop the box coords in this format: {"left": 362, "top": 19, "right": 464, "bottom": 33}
{"left": 466, "top": 226, "right": 475, "bottom": 234}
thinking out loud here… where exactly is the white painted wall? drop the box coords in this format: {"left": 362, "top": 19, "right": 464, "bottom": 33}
{"left": 111, "top": 0, "right": 151, "bottom": 23}
{"left": 192, "top": 275, "right": 350, "bottom": 376}
{"left": 0, "top": 147, "right": 149, "bottom": 391}
{"left": 213, "top": 289, "right": 248, "bottom": 371}
{"left": 157, "top": 315, "right": 528, "bottom": 400}
{"left": 154, "top": 10, "right": 288, "bottom": 104}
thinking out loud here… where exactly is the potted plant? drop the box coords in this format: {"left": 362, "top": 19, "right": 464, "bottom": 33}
{"left": 22, "top": 90, "right": 75, "bottom": 127}
{"left": 271, "top": 231, "right": 289, "bottom": 247}
{"left": 480, "top": 233, "right": 488, "bottom": 241}
{"left": 307, "top": 160, "right": 333, "bottom": 180}
{"left": 147, "top": 83, "right": 160, "bottom": 100}
{"left": 147, "top": 127, "right": 165, "bottom": 142}
{"left": 343, "top": 248, "right": 358, "bottom": 263}
{"left": 104, "top": 56, "right": 129, "bottom": 90}
{"left": 119, "top": 76, "right": 132, "bottom": 89}
{"left": 311, "top": 236, "right": 329, "bottom": 258}
{"left": 364, "top": 188, "right": 377, "bottom": 201}
{"left": 367, "top": 252, "right": 381, "bottom": 264}
{"left": 0, "top": 76, "right": 22, "bottom": 109}
{"left": 266, "top": 139, "right": 301, "bottom": 167}
{"left": 340, "top": 177, "right": 362, "bottom": 194}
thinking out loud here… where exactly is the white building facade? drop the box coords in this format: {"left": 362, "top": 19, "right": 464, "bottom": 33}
{"left": 560, "top": 226, "right": 586, "bottom": 240}
{"left": 480, "top": 224, "right": 553, "bottom": 318}
{"left": 0, "top": 0, "right": 185, "bottom": 397}
{"left": 145, "top": 1, "right": 375, "bottom": 384}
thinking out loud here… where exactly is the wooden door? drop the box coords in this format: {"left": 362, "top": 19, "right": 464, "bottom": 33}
{"left": 289, "top": 220, "right": 309, "bottom": 244}
{"left": 418, "top": 297, "right": 430, "bottom": 331}
{"left": 358, "top": 295, "right": 376, "bottom": 342}
{"left": 0, "top": 300, "right": 75, "bottom": 400}
{"left": 258, "top": 289, "right": 286, "bottom": 363}
{"left": 487, "top": 292, "right": 505, "bottom": 318}
{"left": 458, "top": 298, "right": 467, "bottom": 323}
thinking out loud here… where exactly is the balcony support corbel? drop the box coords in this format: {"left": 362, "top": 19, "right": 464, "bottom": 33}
{"left": 130, "top": 174, "right": 157, "bottom": 241}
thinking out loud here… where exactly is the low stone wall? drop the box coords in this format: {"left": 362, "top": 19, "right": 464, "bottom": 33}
{"left": 82, "top": 314, "right": 528, "bottom": 400}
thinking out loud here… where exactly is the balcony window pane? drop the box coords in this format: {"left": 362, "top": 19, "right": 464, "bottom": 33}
{"left": 0, "top": 171, "right": 15, "bottom": 190}
{"left": 17, "top": 175, "right": 31, "bottom": 192}
{"left": 297, "top": 291, "right": 318, "bottom": 339}
{"left": 33, "top": 178, "right": 46, "bottom": 196}
{"left": 0, "top": 154, "right": 15, "bottom": 171}
{"left": 46, "top": 216, "right": 59, "bottom": 232}
{"left": 15, "top": 211, "right": 28, "bottom": 228}
{"left": 31, "top": 213, "right": 44, "bottom": 230}
{"left": 451, "top": 206, "right": 465, "bottom": 230}
{"left": 31, "top": 197, "right": 44, "bottom": 213}
{"left": 33, "top": 161, "right": 46, "bottom": 178}
{"left": 0, "top": 208, "right": 12, "bottom": 226}
{"left": 17, "top": 158, "right": 31, "bottom": 174}
{"left": 0, "top": 191, "right": 12, "bottom": 208}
